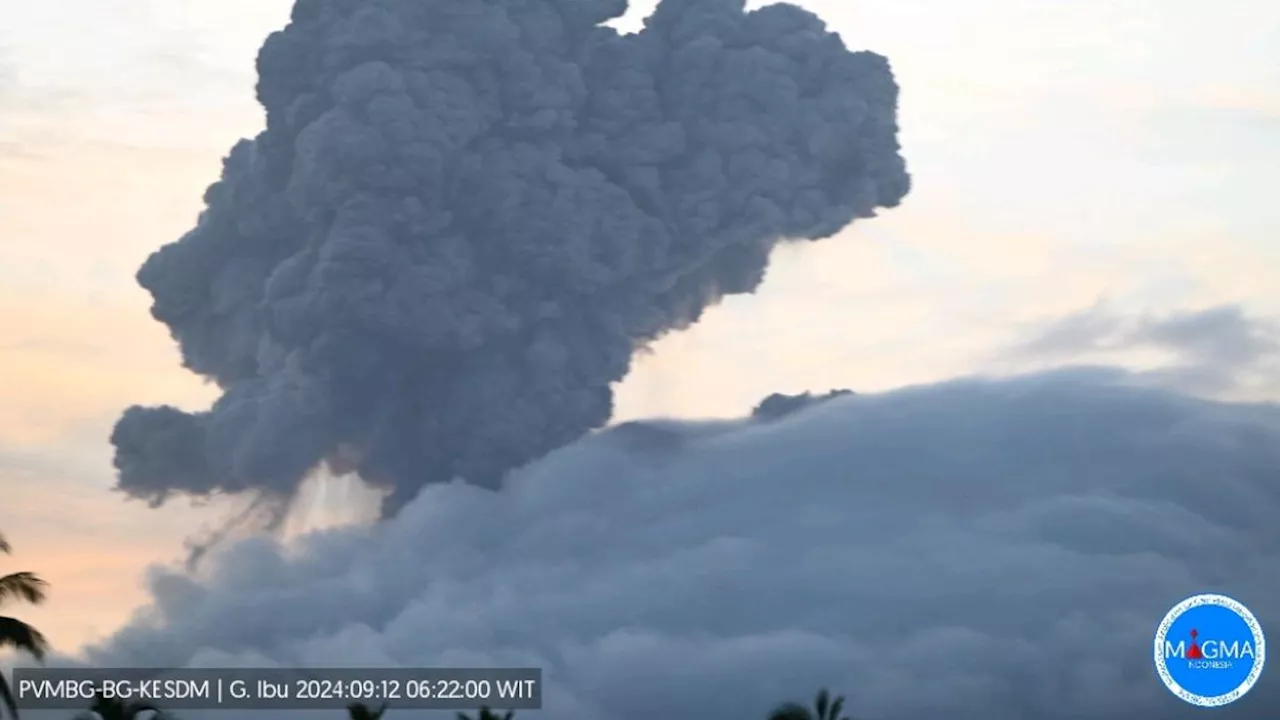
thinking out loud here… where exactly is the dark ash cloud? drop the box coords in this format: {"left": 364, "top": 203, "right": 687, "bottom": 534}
{"left": 751, "top": 388, "right": 853, "bottom": 421}
{"left": 81, "top": 370, "right": 1280, "bottom": 720}
{"left": 108, "top": 0, "right": 911, "bottom": 518}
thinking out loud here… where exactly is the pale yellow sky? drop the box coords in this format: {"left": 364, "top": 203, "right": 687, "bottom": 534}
{"left": 1, "top": 0, "right": 1278, "bottom": 654}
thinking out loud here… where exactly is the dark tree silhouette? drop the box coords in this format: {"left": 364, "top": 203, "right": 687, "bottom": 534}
{"left": 0, "top": 532, "right": 49, "bottom": 720}
{"left": 457, "top": 707, "right": 514, "bottom": 720}
{"left": 767, "top": 688, "right": 854, "bottom": 720}
{"left": 347, "top": 702, "right": 388, "bottom": 720}
{"left": 72, "top": 692, "right": 166, "bottom": 720}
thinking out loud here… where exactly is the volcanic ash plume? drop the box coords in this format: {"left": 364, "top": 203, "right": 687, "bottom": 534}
{"left": 110, "top": 0, "right": 911, "bottom": 516}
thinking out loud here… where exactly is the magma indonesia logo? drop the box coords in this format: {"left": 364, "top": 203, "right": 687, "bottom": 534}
{"left": 1154, "top": 593, "right": 1266, "bottom": 707}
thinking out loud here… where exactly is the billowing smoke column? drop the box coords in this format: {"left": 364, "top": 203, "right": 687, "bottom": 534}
{"left": 110, "top": 0, "right": 910, "bottom": 516}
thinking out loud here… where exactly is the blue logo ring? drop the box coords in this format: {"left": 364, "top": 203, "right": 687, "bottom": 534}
{"left": 1154, "top": 593, "right": 1266, "bottom": 707}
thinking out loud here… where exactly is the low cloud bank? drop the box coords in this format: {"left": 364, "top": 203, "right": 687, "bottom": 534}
{"left": 83, "top": 369, "right": 1280, "bottom": 720}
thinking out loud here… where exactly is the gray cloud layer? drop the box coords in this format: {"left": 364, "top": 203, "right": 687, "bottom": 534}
{"left": 82, "top": 370, "right": 1280, "bottom": 720}
{"left": 108, "top": 0, "right": 910, "bottom": 519}
{"left": 1012, "top": 304, "right": 1280, "bottom": 397}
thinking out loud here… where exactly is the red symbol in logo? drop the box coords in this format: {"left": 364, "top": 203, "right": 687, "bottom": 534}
{"left": 1187, "top": 629, "right": 1204, "bottom": 660}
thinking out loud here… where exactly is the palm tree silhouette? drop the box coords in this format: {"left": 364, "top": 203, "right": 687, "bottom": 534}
{"left": 457, "top": 707, "right": 514, "bottom": 720}
{"left": 347, "top": 702, "right": 388, "bottom": 720}
{"left": 766, "top": 688, "right": 854, "bottom": 720}
{"left": 72, "top": 692, "right": 167, "bottom": 720}
{"left": 0, "top": 532, "right": 50, "bottom": 720}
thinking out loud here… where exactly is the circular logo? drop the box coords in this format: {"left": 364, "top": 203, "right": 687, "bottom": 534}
{"left": 1154, "top": 593, "right": 1266, "bottom": 707}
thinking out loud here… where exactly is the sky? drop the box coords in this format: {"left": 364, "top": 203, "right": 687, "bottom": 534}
{"left": 1, "top": 0, "right": 1278, "bottom": 689}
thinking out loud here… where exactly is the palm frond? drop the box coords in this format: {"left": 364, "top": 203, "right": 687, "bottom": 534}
{"left": 0, "top": 616, "right": 48, "bottom": 661}
{"left": 767, "top": 701, "right": 814, "bottom": 720}
{"left": 124, "top": 703, "right": 161, "bottom": 720}
{"left": 0, "top": 534, "right": 10, "bottom": 555}
{"left": 828, "top": 695, "right": 846, "bottom": 720}
{"left": 0, "top": 574, "right": 47, "bottom": 606}
{"left": 88, "top": 693, "right": 123, "bottom": 720}
{"left": 814, "top": 689, "right": 830, "bottom": 720}
{"left": 0, "top": 672, "right": 17, "bottom": 720}
{"left": 347, "top": 702, "right": 388, "bottom": 720}
{"left": 84, "top": 692, "right": 160, "bottom": 720}
{"left": 459, "top": 708, "right": 512, "bottom": 720}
